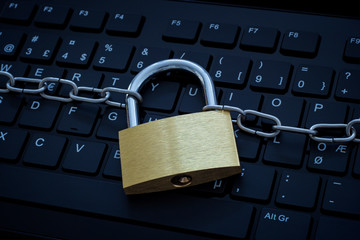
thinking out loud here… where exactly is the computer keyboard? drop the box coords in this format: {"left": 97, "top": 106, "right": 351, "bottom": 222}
{"left": 0, "top": 0, "right": 360, "bottom": 239}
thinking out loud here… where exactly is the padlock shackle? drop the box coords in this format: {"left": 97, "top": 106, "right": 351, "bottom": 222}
{"left": 126, "top": 59, "right": 218, "bottom": 128}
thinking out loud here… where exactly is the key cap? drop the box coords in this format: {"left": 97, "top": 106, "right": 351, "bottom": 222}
{"left": 256, "top": 208, "right": 311, "bottom": 240}
{"left": 240, "top": 26, "right": 279, "bottom": 53}
{"left": 0, "top": 94, "right": 22, "bottom": 123}
{"left": 56, "top": 37, "right": 96, "bottom": 67}
{"left": 28, "top": 65, "right": 64, "bottom": 95}
{"left": 23, "top": 133, "right": 67, "bottom": 168}
{"left": 100, "top": 73, "right": 132, "bottom": 107}
{"left": 231, "top": 164, "right": 275, "bottom": 202}
{"left": 20, "top": 33, "right": 59, "bottom": 63}
{"left": 18, "top": 97, "right": 60, "bottom": 130}
{"left": 249, "top": 60, "right": 291, "bottom": 92}
{"left": 292, "top": 65, "right": 334, "bottom": 97}
{"left": 234, "top": 127, "right": 262, "bottom": 160}
{"left": 0, "top": 164, "right": 254, "bottom": 239}
{"left": 200, "top": 22, "right": 239, "bottom": 48}
{"left": 173, "top": 51, "right": 210, "bottom": 69}
{"left": 103, "top": 144, "right": 122, "bottom": 179}
{"left": 70, "top": 9, "right": 106, "bottom": 32}
{"left": 34, "top": 4, "right": 71, "bottom": 28}
{"left": 191, "top": 179, "right": 228, "bottom": 196}
{"left": 0, "top": 62, "right": 27, "bottom": 90}
{"left": 0, "top": 128, "right": 27, "bottom": 161}
{"left": 93, "top": 42, "right": 134, "bottom": 72}
{"left": 0, "top": 30, "right": 25, "bottom": 59}
{"left": 106, "top": 13, "right": 144, "bottom": 37}
{"left": 210, "top": 55, "right": 250, "bottom": 87}
{"left": 281, "top": 30, "right": 320, "bottom": 58}
{"left": 354, "top": 149, "right": 360, "bottom": 177}
{"left": 276, "top": 172, "right": 320, "bottom": 209}
{"left": 178, "top": 84, "right": 205, "bottom": 113}
{"left": 96, "top": 108, "right": 127, "bottom": 140}
{"left": 57, "top": 103, "right": 99, "bottom": 136}
{"left": 163, "top": 19, "right": 200, "bottom": 44}
{"left": 322, "top": 178, "right": 360, "bottom": 216}
{"left": 307, "top": 141, "right": 350, "bottom": 174}
{"left": 130, "top": 47, "right": 171, "bottom": 73}
{"left": 143, "top": 113, "right": 168, "bottom": 123}
{"left": 141, "top": 80, "right": 180, "bottom": 111}
{"left": 316, "top": 216, "right": 360, "bottom": 240}
{"left": 62, "top": 139, "right": 106, "bottom": 174}
{"left": 0, "top": 1, "right": 36, "bottom": 25}
{"left": 335, "top": 70, "right": 360, "bottom": 101}
{"left": 305, "top": 101, "right": 347, "bottom": 128}
{"left": 343, "top": 36, "right": 360, "bottom": 63}
{"left": 59, "top": 70, "right": 103, "bottom": 97}
{"left": 264, "top": 133, "right": 306, "bottom": 167}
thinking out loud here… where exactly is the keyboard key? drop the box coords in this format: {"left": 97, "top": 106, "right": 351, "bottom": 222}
{"left": 162, "top": 19, "right": 200, "bottom": 44}
{"left": 249, "top": 60, "right": 291, "bottom": 92}
{"left": 264, "top": 133, "right": 306, "bottom": 167}
{"left": 34, "top": 4, "right": 71, "bottom": 28}
{"left": 62, "top": 139, "right": 106, "bottom": 174}
{"left": 261, "top": 95, "right": 304, "bottom": 126}
{"left": 210, "top": 55, "right": 250, "bottom": 87}
{"left": 322, "top": 178, "right": 360, "bottom": 216}
{"left": 23, "top": 133, "right": 67, "bottom": 168}
{"left": 316, "top": 216, "right": 360, "bottom": 240}
{"left": 173, "top": 50, "right": 210, "bottom": 69}
{"left": 305, "top": 101, "right": 347, "bottom": 128}
{"left": 354, "top": 149, "right": 360, "bottom": 177}
{"left": 256, "top": 208, "right": 311, "bottom": 240}
{"left": 103, "top": 144, "right": 122, "bottom": 179}
{"left": 0, "top": 128, "right": 27, "bottom": 161}
{"left": 59, "top": 70, "right": 102, "bottom": 97}
{"left": 19, "top": 97, "right": 60, "bottom": 130}
{"left": 307, "top": 141, "right": 350, "bottom": 174}
{"left": 100, "top": 73, "right": 132, "bottom": 107}
{"left": 231, "top": 164, "right": 275, "bottom": 202}
{"left": 240, "top": 26, "right": 279, "bottom": 53}
{"left": 200, "top": 22, "right": 239, "bottom": 48}
{"left": 0, "top": 1, "right": 36, "bottom": 25}
{"left": 178, "top": 84, "right": 205, "bottom": 113}
{"left": 281, "top": 30, "right": 320, "bottom": 58}
{"left": 57, "top": 103, "right": 99, "bottom": 136}
{"left": 70, "top": 9, "right": 106, "bottom": 32}
{"left": 28, "top": 65, "right": 64, "bottom": 95}
{"left": 276, "top": 172, "right": 320, "bottom": 209}
{"left": 20, "top": 33, "right": 59, "bottom": 63}
{"left": 292, "top": 65, "right": 334, "bottom": 97}
{"left": 335, "top": 70, "right": 360, "bottom": 102}
{"left": 0, "top": 94, "right": 22, "bottom": 123}
{"left": 130, "top": 46, "right": 171, "bottom": 73}
{"left": 0, "top": 164, "right": 254, "bottom": 239}
{"left": 191, "top": 179, "right": 228, "bottom": 196}
{"left": 234, "top": 127, "right": 262, "bottom": 160}
{"left": 0, "top": 62, "right": 27, "bottom": 90}
{"left": 93, "top": 42, "right": 134, "bottom": 72}
{"left": 0, "top": 30, "right": 25, "bottom": 59}
{"left": 96, "top": 108, "right": 127, "bottom": 140}
{"left": 106, "top": 13, "right": 144, "bottom": 37}
{"left": 343, "top": 36, "right": 360, "bottom": 63}
{"left": 56, "top": 37, "right": 96, "bottom": 67}
{"left": 141, "top": 80, "right": 180, "bottom": 111}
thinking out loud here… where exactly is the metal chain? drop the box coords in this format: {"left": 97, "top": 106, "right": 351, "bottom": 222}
{"left": 1, "top": 71, "right": 360, "bottom": 143}
{"left": 0, "top": 71, "right": 143, "bottom": 108}
{"left": 203, "top": 105, "right": 360, "bottom": 143}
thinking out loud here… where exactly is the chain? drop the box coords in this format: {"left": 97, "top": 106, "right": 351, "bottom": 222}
{"left": 0, "top": 71, "right": 142, "bottom": 108}
{"left": 1, "top": 71, "right": 360, "bottom": 143}
{"left": 203, "top": 105, "right": 360, "bottom": 143}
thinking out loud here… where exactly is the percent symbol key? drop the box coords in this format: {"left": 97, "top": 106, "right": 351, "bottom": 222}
{"left": 93, "top": 42, "right": 134, "bottom": 72}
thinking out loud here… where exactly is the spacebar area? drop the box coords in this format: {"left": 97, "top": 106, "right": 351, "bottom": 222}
{"left": 0, "top": 164, "right": 253, "bottom": 239}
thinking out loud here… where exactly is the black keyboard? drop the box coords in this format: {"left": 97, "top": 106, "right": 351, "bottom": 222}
{"left": 1, "top": 0, "right": 360, "bottom": 239}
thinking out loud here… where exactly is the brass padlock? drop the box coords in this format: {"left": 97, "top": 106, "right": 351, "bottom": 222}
{"left": 119, "top": 59, "right": 241, "bottom": 195}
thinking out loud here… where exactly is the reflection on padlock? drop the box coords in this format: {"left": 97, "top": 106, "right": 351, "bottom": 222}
{"left": 119, "top": 59, "right": 241, "bottom": 195}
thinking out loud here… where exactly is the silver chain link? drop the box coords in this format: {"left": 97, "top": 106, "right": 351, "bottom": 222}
{"left": 1, "top": 71, "right": 360, "bottom": 143}
{"left": 203, "top": 105, "right": 360, "bottom": 143}
{"left": 0, "top": 71, "right": 143, "bottom": 107}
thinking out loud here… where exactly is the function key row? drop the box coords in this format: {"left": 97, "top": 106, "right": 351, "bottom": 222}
{"left": 0, "top": 1, "right": 144, "bottom": 37}
{"left": 163, "top": 19, "right": 321, "bottom": 58}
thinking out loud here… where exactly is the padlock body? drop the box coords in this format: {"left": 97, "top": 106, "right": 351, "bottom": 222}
{"left": 118, "top": 110, "right": 241, "bottom": 195}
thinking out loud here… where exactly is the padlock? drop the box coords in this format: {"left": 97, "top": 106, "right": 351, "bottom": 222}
{"left": 119, "top": 59, "right": 241, "bottom": 195}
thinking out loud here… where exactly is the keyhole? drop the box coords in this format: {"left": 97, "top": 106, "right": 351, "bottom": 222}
{"left": 171, "top": 175, "right": 192, "bottom": 188}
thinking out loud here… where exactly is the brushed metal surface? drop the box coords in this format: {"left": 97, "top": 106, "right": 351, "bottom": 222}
{"left": 119, "top": 110, "right": 241, "bottom": 195}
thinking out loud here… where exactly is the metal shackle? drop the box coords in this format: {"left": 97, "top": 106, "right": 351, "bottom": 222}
{"left": 126, "top": 59, "right": 218, "bottom": 128}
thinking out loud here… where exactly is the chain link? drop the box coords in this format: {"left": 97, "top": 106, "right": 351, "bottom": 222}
{"left": 203, "top": 104, "right": 360, "bottom": 143}
{"left": 1, "top": 71, "right": 360, "bottom": 143}
{"left": 0, "top": 71, "right": 142, "bottom": 106}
